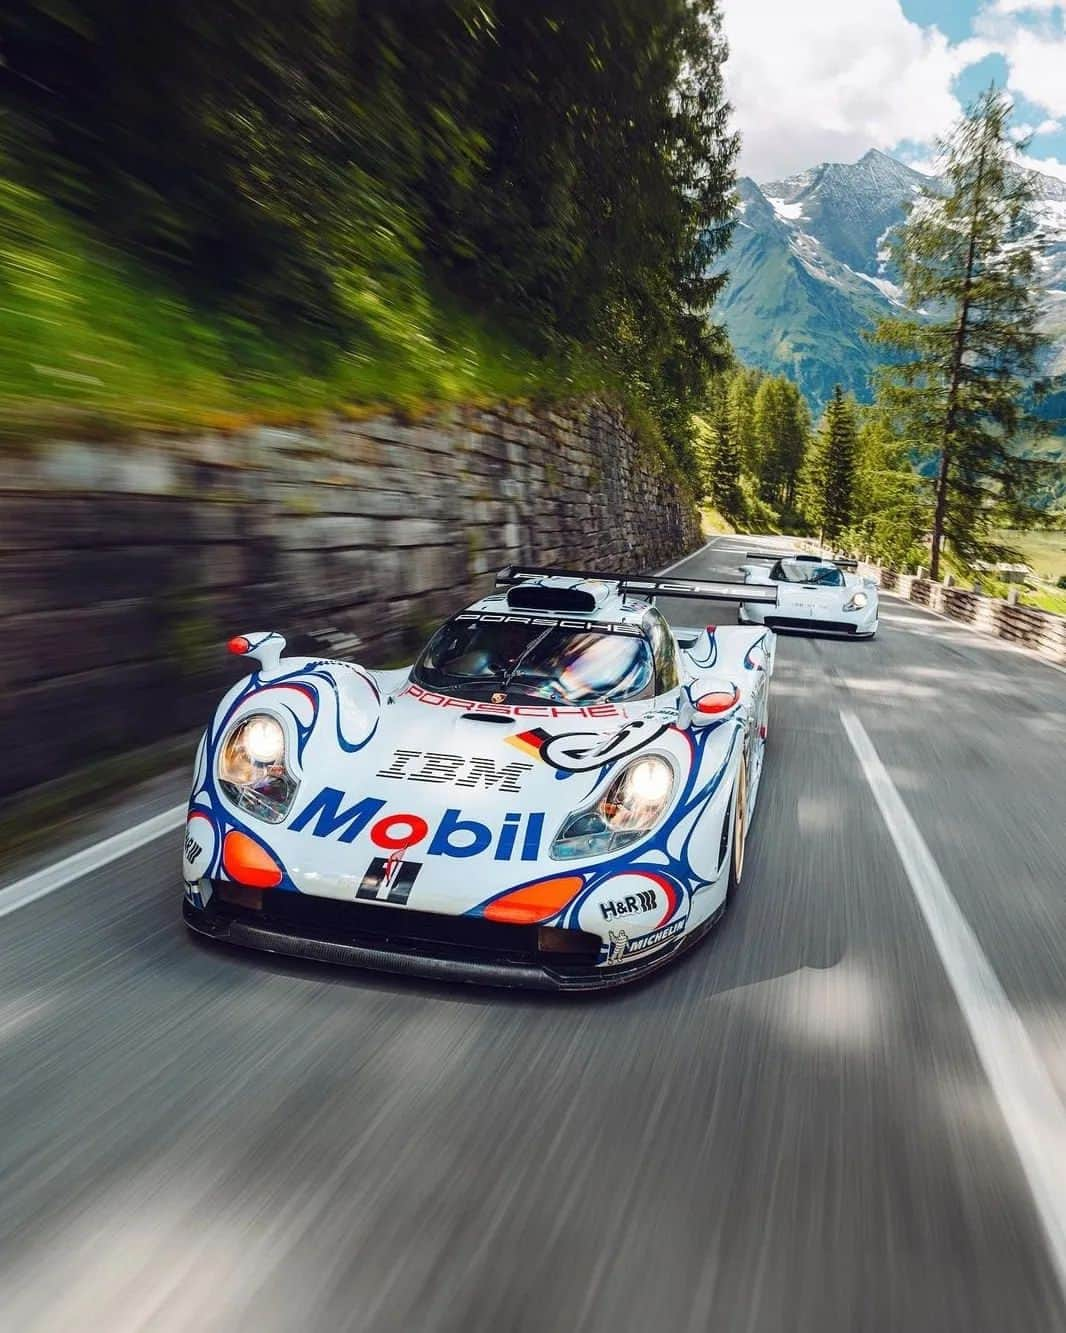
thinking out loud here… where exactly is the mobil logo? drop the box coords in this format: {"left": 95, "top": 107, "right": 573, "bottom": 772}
{"left": 288, "top": 787, "right": 544, "bottom": 861}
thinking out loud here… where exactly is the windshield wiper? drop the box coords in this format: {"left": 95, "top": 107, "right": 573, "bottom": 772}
{"left": 496, "top": 627, "right": 555, "bottom": 694}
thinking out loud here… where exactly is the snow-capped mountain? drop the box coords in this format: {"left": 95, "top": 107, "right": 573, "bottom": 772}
{"left": 717, "top": 148, "right": 1066, "bottom": 410}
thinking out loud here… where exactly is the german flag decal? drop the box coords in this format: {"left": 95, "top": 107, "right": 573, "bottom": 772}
{"left": 505, "top": 727, "right": 551, "bottom": 760}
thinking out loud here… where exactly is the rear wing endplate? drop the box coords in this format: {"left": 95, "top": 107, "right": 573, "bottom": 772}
{"left": 495, "top": 564, "right": 778, "bottom": 606}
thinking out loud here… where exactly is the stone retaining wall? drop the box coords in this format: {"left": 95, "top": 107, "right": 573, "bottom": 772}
{"left": 0, "top": 399, "right": 700, "bottom": 798}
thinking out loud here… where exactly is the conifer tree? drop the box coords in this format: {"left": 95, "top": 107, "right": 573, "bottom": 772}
{"left": 873, "top": 90, "right": 1050, "bottom": 579}
{"left": 754, "top": 377, "right": 810, "bottom": 507}
{"left": 807, "top": 385, "right": 857, "bottom": 543}
{"left": 711, "top": 411, "right": 743, "bottom": 519}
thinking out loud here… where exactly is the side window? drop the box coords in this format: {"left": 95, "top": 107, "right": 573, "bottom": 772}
{"left": 644, "top": 608, "right": 679, "bottom": 694}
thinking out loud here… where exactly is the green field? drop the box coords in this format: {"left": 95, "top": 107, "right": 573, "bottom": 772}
{"left": 991, "top": 528, "right": 1066, "bottom": 614}
{"left": 995, "top": 528, "right": 1066, "bottom": 583}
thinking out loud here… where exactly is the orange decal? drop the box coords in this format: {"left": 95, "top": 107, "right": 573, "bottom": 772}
{"left": 483, "top": 875, "right": 585, "bottom": 925}
{"left": 222, "top": 830, "right": 283, "bottom": 888}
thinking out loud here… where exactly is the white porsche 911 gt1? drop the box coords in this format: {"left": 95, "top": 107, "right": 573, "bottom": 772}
{"left": 182, "top": 565, "right": 779, "bottom": 990}
{"left": 737, "top": 553, "right": 878, "bottom": 638}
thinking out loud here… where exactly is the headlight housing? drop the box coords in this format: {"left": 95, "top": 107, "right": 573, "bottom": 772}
{"left": 552, "top": 754, "right": 675, "bottom": 860}
{"left": 844, "top": 590, "right": 868, "bottom": 611}
{"left": 218, "top": 714, "right": 298, "bottom": 824}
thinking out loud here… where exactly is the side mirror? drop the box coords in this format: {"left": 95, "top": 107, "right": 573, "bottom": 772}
{"left": 227, "top": 631, "right": 286, "bottom": 673}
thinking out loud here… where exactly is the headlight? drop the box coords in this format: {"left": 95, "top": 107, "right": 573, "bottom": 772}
{"left": 844, "top": 591, "right": 868, "bottom": 611}
{"left": 218, "top": 714, "right": 298, "bottom": 823}
{"left": 552, "top": 755, "right": 675, "bottom": 859}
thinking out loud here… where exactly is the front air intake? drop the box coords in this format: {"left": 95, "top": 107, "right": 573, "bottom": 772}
{"left": 506, "top": 584, "right": 599, "bottom": 613}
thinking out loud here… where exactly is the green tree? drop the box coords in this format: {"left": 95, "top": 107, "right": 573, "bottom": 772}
{"left": 726, "top": 368, "right": 761, "bottom": 473}
{"left": 4, "top": 0, "right": 738, "bottom": 466}
{"left": 755, "top": 377, "right": 810, "bottom": 507}
{"left": 839, "top": 411, "right": 925, "bottom": 567}
{"left": 872, "top": 90, "right": 1051, "bottom": 580}
{"left": 710, "top": 411, "right": 743, "bottom": 519}
{"left": 807, "top": 385, "right": 857, "bottom": 542}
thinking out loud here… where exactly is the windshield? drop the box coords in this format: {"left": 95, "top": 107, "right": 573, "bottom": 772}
{"left": 412, "top": 616, "right": 655, "bottom": 704}
{"left": 771, "top": 562, "right": 844, "bottom": 587}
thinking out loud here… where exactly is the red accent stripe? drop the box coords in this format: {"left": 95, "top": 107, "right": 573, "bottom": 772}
{"left": 638, "top": 870, "right": 680, "bottom": 928}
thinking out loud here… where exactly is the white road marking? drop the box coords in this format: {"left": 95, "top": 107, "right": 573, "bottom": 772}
{"left": 840, "top": 708, "right": 1066, "bottom": 1301}
{"left": 0, "top": 804, "right": 187, "bottom": 920}
{"left": 657, "top": 533, "right": 727, "bottom": 574}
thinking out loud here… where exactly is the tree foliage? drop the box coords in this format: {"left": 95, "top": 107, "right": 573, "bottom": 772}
{"left": 753, "top": 377, "right": 809, "bottom": 507}
{"left": 3, "top": 0, "right": 737, "bottom": 461}
{"left": 805, "top": 385, "right": 857, "bottom": 543}
{"left": 872, "top": 90, "right": 1051, "bottom": 578}
{"left": 838, "top": 410, "right": 926, "bottom": 567}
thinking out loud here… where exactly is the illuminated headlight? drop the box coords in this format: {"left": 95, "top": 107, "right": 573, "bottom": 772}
{"left": 552, "top": 755, "right": 675, "bottom": 860}
{"left": 218, "top": 714, "right": 298, "bottom": 824}
{"left": 844, "top": 591, "right": 868, "bottom": 611}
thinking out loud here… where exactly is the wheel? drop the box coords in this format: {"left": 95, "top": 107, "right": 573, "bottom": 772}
{"left": 727, "top": 754, "right": 748, "bottom": 899}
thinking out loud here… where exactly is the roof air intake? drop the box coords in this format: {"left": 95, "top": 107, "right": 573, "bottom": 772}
{"left": 505, "top": 584, "right": 600, "bottom": 613}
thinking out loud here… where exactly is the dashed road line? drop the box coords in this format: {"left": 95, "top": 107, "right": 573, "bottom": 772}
{"left": 841, "top": 707, "right": 1066, "bottom": 1304}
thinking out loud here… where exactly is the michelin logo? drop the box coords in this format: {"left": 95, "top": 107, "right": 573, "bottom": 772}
{"left": 623, "top": 919, "right": 685, "bottom": 957}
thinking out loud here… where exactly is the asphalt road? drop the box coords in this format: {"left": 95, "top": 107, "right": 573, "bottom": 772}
{"left": 3, "top": 534, "right": 1066, "bottom": 1333}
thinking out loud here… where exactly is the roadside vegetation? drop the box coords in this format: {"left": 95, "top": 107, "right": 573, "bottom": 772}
{"left": 2, "top": 1, "right": 737, "bottom": 472}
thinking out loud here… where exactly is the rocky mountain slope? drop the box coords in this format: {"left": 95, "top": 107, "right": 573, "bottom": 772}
{"left": 717, "top": 148, "right": 1066, "bottom": 412}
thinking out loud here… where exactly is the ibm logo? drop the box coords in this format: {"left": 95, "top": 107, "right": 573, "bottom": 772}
{"left": 376, "top": 750, "right": 532, "bottom": 794}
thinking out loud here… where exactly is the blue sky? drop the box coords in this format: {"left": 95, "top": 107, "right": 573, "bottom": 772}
{"left": 721, "top": 0, "right": 1066, "bottom": 182}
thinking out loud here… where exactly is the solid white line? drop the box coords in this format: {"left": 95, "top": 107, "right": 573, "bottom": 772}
{"left": 840, "top": 708, "right": 1066, "bottom": 1301}
{"left": 657, "top": 532, "right": 727, "bottom": 574}
{"left": 0, "top": 804, "right": 187, "bottom": 920}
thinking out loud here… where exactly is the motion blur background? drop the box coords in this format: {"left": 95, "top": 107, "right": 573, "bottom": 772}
{"left": 3, "top": 2, "right": 1066, "bottom": 1331}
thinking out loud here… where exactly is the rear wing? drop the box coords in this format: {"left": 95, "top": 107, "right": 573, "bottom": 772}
{"left": 745, "top": 551, "right": 858, "bottom": 572}
{"left": 495, "top": 564, "right": 778, "bottom": 606}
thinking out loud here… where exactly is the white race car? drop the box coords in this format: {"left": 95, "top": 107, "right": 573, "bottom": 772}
{"left": 738, "top": 553, "right": 878, "bottom": 638}
{"left": 182, "top": 566, "right": 779, "bottom": 990}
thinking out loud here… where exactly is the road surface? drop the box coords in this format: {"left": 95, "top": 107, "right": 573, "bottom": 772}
{"left": 3, "top": 534, "right": 1066, "bottom": 1332}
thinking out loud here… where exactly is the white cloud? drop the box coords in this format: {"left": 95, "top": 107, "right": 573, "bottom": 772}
{"left": 1017, "top": 151, "right": 1066, "bottom": 181}
{"left": 988, "top": 0, "right": 1063, "bottom": 13}
{"left": 722, "top": 0, "right": 991, "bottom": 181}
{"left": 976, "top": 3, "right": 1066, "bottom": 117}
{"left": 1036, "top": 117, "right": 1064, "bottom": 134}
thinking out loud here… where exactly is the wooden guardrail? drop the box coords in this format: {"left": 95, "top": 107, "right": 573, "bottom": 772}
{"left": 861, "top": 565, "right": 1066, "bottom": 666}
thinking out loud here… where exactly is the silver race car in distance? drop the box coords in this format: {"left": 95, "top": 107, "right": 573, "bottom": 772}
{"left": 738, "top": 553, "right": 878, "bottom": 638}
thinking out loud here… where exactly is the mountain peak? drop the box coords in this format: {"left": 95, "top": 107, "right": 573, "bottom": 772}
{"left": 719, "top": 148, "right": 1066, "bottom": 411}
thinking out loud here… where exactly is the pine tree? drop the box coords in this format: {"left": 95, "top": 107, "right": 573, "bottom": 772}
{"left": 754, "top": 377, "right": 810, "bottom": 507}
{"left": 807, "top": 386, "right": 856, "bottom": 543}
{"left": 711, "top": 412, "right": 743, "bottom": 520}
{"left": 872, "top": 90, "right": 1051, "bottom": 580}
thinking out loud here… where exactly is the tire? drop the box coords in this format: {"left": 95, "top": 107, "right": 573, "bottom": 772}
{"left": 727, "top": 754, "right": 748, "bottom": 900}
